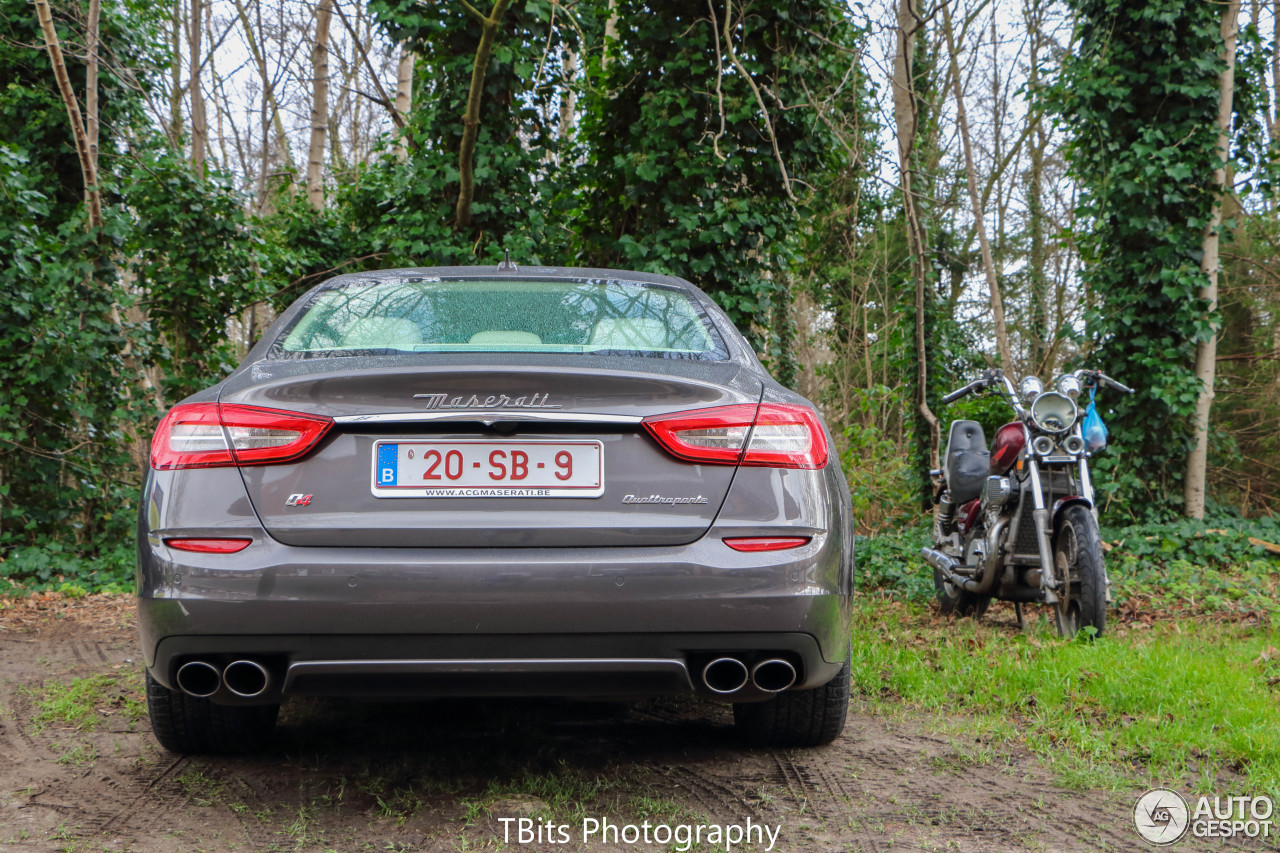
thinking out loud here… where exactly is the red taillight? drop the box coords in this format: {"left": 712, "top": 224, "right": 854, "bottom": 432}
{"left": 164, "top": 538, "right": 252, "bottom": 553}
{"left": 641, "top": 404, "right": 757, "bottom": 465}
{"left": 723, "top": 536, "right": 811, "bottom": 552}
{"left": 150, "top": 403, "right": 333, "bottom": 470}
{"left": 642, "top": 403, "right": 828, "bottom": 469}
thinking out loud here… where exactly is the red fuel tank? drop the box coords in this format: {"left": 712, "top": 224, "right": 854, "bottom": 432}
{"left": 990, "top": 422, "right": 1025, "bottom": 475}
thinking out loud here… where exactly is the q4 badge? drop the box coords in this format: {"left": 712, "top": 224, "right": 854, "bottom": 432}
{"left": 285, "top": 493, "right": 313, "bottom": 507}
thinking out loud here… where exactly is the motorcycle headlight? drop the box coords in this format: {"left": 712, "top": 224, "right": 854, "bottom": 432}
{"left": 1032, "top": 435, "right": 1056, "bottom": 456}
{"left": 1030, "top": 391, "right": 1078, "bottom": 434}
{"left": 1019, "top": 376, "right": 1044, "bottom": 401}
{"left": 1056, "top": 374, "right": 1082, "bottom": 399}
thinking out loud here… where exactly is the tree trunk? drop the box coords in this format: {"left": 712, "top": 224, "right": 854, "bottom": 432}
{"left": 558, "top": 46, "right": 576, "bottom": 144}
{"left": 169, "top": 0, "right": 183, "bottom": 147}
{"left": 307, "top": 0, "right": 334, "bottom": 210}
{"left": 1025, "top": 0, "right": 1049, "bottom": 372}
{"left": 1185, "top": 0, "right": 1240, "bottom": 519}
{"left": 34, "top": 0, "right": 101, "bottom": 230}
{"left": 188, "top": 0, "right": 207, "bottom": 174}
{"left": 86, "top": 0, "right": 100, "bottom": 205}
{"left": 892, "top": 0, "right": 939, "bottom": 469}
{"left": 942, "top": 0, "right": 1013, "bottom": 370}
{"left": 456, "top": 0, "right": 513, "bottom": 229}
{"left": 393, "top": 44, "right": 415, "bottom": 159}
{"left": 603, "top": 0, "right": 618, "bottom": 71}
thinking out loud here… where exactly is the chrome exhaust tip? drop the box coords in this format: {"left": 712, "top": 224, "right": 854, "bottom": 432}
{"left": 222, "top": 660, "right": 270, "bottom": 698}
{"left": 702, "top": 657, "right": 749, "bottom": 694}
{"left": 751, "top": 658, "right": 797, "bottom": 693}
{"left": 175, "top": 660, "right": 221, "bottom": 697}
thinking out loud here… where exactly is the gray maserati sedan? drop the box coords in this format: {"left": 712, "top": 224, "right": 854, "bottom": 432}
{"left": 138, "top": 264, "right": 854, "bottom": 753}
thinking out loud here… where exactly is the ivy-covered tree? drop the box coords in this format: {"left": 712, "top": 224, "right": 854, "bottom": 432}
{"left": 569, "top": 0, "right": 863, "bottom": 375}
{"left": 1049, "top": 0, "right": 1226, "bottom": 519}
{"left": 350, "top": 0, "right": 575, "bottom": 266}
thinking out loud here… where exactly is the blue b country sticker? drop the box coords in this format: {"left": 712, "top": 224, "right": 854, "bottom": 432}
{"left": 377, "top": 443, "right": 398, "bottom": 485}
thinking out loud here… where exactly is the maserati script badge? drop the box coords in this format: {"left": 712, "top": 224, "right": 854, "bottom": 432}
{"left": 411, "top": 392, "right": 561, "bottom": 410}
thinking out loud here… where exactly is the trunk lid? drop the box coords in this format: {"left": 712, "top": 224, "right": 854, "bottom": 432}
{"left": 220, "top": 357, "right": 761, "bottom": 547}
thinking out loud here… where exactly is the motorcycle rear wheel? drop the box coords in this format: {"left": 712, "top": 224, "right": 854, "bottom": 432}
{"left": 932, "top": 567, "right": 991, "bottom": 618}
{"left": 1053, "top": 505, "right": 1107, "bottom": 638}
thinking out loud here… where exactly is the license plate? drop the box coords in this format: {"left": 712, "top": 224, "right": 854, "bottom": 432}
{"left": 371, "top": 440, "right": 604, "bottom": 498}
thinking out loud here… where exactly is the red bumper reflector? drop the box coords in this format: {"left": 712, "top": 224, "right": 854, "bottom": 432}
{"left": 723, "top": 536, "right": 811, "bottom": 552}
{"left": 164, "top": 538, "right": 252, "bottom": 554}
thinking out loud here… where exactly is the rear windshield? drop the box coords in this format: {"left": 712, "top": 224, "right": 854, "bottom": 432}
{"left": 273, "top": 277, "right": 729, "bottom": 360}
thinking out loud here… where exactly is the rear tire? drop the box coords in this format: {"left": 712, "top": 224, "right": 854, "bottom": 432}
{"left": 146, "top": 671, "right": 279, "bottom": 754}
{"left": 1053, "top": 505, "right": 1107, "bottom": 638}
{"left": 733, "top": 652, "right": 850, "bottom": 748}
{"left": 933, "top": 566, "right": 991, "bottom": 618}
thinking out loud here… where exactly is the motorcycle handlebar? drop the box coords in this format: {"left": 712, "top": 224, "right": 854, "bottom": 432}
{"left": 942, "top": 381, "right": 981, "bottom": 405}
{"left": 1079, "top": 369, "right": 1134, "bottom": 394}
{"left": 1101, "top": 375, "right": 1135, "bottom": 394}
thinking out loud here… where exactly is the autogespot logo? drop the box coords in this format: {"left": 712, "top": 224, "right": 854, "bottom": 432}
{"left": 1134, "top": 789, "right": 1190, "bottom": 845}
{"left": 1135, "top": 789, "right": 1276, "bottom": 844}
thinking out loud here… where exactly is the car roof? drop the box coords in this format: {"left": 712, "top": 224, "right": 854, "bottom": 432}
{"left": 319, "top": 266, "right": 696, "bottom": 291}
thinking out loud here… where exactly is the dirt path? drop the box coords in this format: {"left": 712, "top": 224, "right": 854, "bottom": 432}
{"left": 0, "top": 596, "right": 1259, "bottom": 852}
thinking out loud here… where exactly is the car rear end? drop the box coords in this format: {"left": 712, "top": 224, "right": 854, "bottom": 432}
{"left": 137, "top": 268, "right": 853, "bottom": 734}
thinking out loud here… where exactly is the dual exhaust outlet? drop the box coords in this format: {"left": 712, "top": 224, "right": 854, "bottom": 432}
{"left": 701, "top": 657, "right": 797, "bottom": 695}
{"left": 175, "top": 659, "right": 271, "bottom": 699}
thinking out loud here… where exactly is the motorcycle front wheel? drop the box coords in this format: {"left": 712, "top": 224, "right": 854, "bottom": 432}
{"left": 1053, "top": 505, "right": 1107, "bottom": 638}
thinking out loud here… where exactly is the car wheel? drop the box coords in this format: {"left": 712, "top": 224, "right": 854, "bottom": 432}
{"left": 732, "top": 652, "right": 850, "bottom": 748}
{"left": 146, "top": 671, "right": 279, "bottom": 754}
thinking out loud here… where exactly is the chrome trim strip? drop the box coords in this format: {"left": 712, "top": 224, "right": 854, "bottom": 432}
{"left": 332, "top": 411, "right": 644, "bottom": 425}
{"left": 283, "top": 658, "right": 687, "bottom": 691}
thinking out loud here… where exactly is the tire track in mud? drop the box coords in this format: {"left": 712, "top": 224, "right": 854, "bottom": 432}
{"left": 4, "top": 690, "right": 53, "bottom": 759}
{"left": 828, "top": 727, "right": 1132, "bottom": 851}
{"left": 769, "top": 751, "right": 833, "bottom": 822}
{"left": 660, "top": 764, "right": 763, "bottom": 823}
{"left": 93, "top": 755, "right": 189, "bottom": 835}
{"left": 219, "top": 770, "right": 288, "bottom": 851}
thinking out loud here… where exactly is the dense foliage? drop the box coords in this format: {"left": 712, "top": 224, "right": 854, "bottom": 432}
{"left": 2, "top": 0, "right": 1278, "bottom": 591}
{"left": 1048, "top": 0, "right": 1225, "bottom": 519}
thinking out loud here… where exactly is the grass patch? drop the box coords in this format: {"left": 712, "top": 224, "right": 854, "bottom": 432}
{"left": 467, "top": 768, "right": 618, "bottom": 827}
{"left": 28, "top": 670, "right": 145, "bottom": 733}
{"left": 850, "top": 600, "right": 1280, "bottom": 795}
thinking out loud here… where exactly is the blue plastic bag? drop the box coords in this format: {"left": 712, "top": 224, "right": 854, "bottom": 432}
{"left": 1083, "top": 387, "right": 1107, "bottom": 452}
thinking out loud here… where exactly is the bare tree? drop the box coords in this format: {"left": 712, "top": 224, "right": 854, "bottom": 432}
{"left": 231, "top": 0, "right": 296, "bottom": 177}
{"left": 33, "top": 0, "right": 101, "bottom": 229}
{"left": 942, "top": 0, "right": 1013, "bottom": 369}
{"left": 891, "top": 0, "right": 939, "bottom": 467}
{"left": 307, "top": 0, "right": 335, "bottom": 209}
{"left": 1186, "top": 0, "right": 1241, "bottom": 519}
{"left": 189, "top": 0, "right": 208, "bottom": 173}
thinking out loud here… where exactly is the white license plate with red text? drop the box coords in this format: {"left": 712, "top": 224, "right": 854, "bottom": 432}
{"left": 371, "top": 440, "right": 604, "bottom": 498}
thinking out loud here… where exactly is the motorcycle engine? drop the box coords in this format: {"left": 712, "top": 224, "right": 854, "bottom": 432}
{"left": 983, "top": 475, "right": 1013, "bottom": 509}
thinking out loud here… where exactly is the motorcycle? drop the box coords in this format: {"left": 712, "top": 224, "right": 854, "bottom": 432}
{"left": 920, "top": 368, "right": 1133, "bottom": 637}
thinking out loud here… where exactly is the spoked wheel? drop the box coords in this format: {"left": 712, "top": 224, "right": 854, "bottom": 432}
{"left": 1053, "top": 505, "right": 1107, "bottom": 638}
{"left": 933, "top": 567, "right": 991, "bottom": 618}
{"left": 933, "top": 526, "right": 991, "bottom": 618}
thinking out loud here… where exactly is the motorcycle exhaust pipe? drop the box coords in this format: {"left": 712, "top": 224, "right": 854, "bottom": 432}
{"left": 175, "top": 660, "right": 222, "bottom": 697}
{"left": 921, "top": 547, "right": 989, "bottom": 595}
{"left": 222, "top": 660, "right": 271, "bottom": 698}
{"left": 751, "top": 659, "right": 797, "bottom": 693}
{"left": 702, "top": 657, "right": 749, "bottom": 694}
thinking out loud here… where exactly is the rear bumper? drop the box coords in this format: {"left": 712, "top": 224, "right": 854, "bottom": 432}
{"left": 138, "top": 533, "right": 851, "bottom": 704}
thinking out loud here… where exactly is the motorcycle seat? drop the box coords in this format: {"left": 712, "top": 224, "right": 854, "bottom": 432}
{"left": 945, "top": 419, "right": 990, "bottom": 504}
